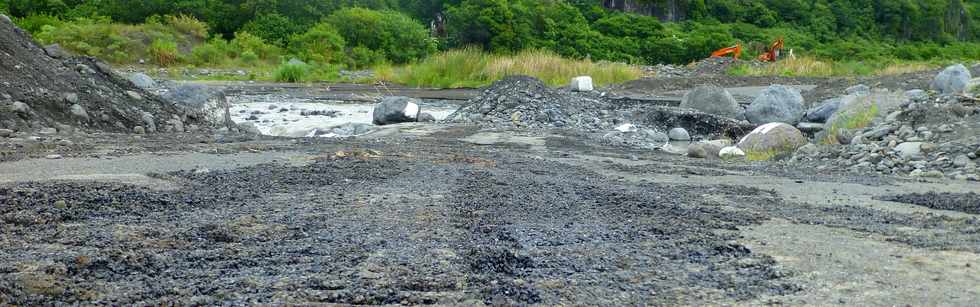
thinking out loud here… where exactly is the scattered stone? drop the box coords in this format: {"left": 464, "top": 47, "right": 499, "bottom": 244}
{"left": 920, "top": 142, "right": 938, "bottom": 153}
{"left": 745, "top": 85, "right": 805, "bottom": 125}
{"left": 12, "top": 101, "right": 30, "bottom": 114}
{"left": 804, "top": 98, "right": 841, "bottom": 123}
{"left": 39, "top": 127, "right": 57, "bottom": 135}
{"left": 126, "top": 91, "right": 142, "bottom": 100}
{"left": 133, "top": 126, "right": 145, "bottom": 134}
{"left": 931, "top": 64, "right": 972, "bottom": 94}
{"left": 687, "top": 142, "right": 722, "bottom": 159}
{"left": 128, "top": 73, "right": 157, "bottom": 89}
{"left": 570, "top": 76, "right": 594, "bottom": 92}
{"left": 69, "top": 104, "right": 88, "bottom": 120}
{"left": 141, "top": 113, "right": 157, "bottom": 133}
{"left": 737, "top": 123, "right": 807, "bottom": 159}
{"left": 660, "top": 143, "right": 686, "bottom": 155}
{"left": 795, "top": 143, "right": 819, "bottom": 157}
{"left": 43, "top": 44, "right": 67, "bottom": 59}
{"left": 418, "top": 112, "right": 437, "bottom": 123}
{"left": 895, "top": 142, "right": 923, "bottom": 159}
{"left": 796, "top": 122, "right": 824, "bottom": 133}
{"left": 162, "top": 83, "right": 232, "bottom": 128}
{"left": 238, "top": 122, "right": 262, "bottom": 135}
{"left": 0, "top": 128, "right": 12, "bottom": 137}
{"left": 965, "top": 78, "right": 980, "bottom": 96}
{"left": 904, "top": 89, "right": 928, "bottom": 101}
{"left": 845, "top": 84, "right": 870, "bottom": 95}
{"left": 680, "top": 85, "right": 739, "bottom": 118}
{"left": 45, "top": 154, "right": 63, "bottom": 159}
{"left": 373, "top": 96, "right": 421, "bottom": 125}
{"left": 953, "top": 155, "right": 973, "bottom": 168}
{"left": 64, "top": 92, "right": 79, "bottom": 104}
{"left": 668, "top": 127, "right": 691, "bottom": 141}
{"left": 719, "top": 146, "right": 745, "bottom": 160}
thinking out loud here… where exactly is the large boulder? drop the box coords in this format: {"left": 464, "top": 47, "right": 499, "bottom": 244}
{"left": 373, "top": 96, "right": 421, "bottom": 125}
{"left": 570, "top": 76, "right": 594, "bottom": 92}
{"left": 931, "top": 64, "right": 971, "bottom": 95}
{"left": 128, "top": 73, "right": 157, "bottom": 89}
{"left": 737, "top": 123, "right": 807, "bottom": 159}
{"left": 895, "top": 142, "right": 924, "bottom": 159}
{"left": 680, "top": 85, "right": 739, "bottom": 118}
{"left": 821, "top": 91, "right": 905, "bottom": 143}
{"left": 687, "top": 141, "right": 723, "bottom": 159}
{"left": 964, "top": 78, "right": 980, "bottom": 97}
{"left": 745, "top": 85, "right": 805, "bottom": 125}
{"left": 804, "top": 97, "right": 842, "bottom": 123}
{"left": 162, "top": 83, "right": 232, "bottom": 128}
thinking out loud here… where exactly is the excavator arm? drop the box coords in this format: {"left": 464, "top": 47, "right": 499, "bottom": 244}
{"left": 710, "top": 43, "right": 742, "bottom": 60}
{"left": 758, "top": 38, "right": 784, "bottom": 62}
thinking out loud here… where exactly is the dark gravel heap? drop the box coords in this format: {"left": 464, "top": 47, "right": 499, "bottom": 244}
{"left": 445, "top": 76, "right": 609, "bottom": 130}
{"left": 792, "top": 90, "right": 980, "bottom": 180}
{"left": 0, "top": 150, "right": 800, "bottom": 305}
{"left": 0, "top": 15, "right": 188, "bottom": 133}
{"left": 878, "top": 192, "right": 980, "bottom": 215}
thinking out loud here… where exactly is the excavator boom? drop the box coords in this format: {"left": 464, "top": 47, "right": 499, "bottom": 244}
{"left": 710, "top": 43, "right": 742, "bottom": 60}
{"left": 758, "top": 38, "right": 784, "bottom": 62}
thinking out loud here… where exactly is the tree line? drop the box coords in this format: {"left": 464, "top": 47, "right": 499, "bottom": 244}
{"left": 2, "top": 0, "right": 978, "bottom": 65}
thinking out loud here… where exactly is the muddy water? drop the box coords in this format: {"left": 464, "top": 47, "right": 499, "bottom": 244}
{"left": 228, "top": 95, "right": 458, "bottom": 137}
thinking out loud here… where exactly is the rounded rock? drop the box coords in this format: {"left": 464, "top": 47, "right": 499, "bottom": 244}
{"left": 745, "top": 85, "right": 805, "bottom": 125}
{"left": 668, "top": 128, "right": 691, "bottom": 141}
{"left": 680, "top": 85, "right": 740, "bottom": 118}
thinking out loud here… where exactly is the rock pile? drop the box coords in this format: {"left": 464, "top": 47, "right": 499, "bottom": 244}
{"left": 792, "top": 79, "right": 980, "bottom": 180}
{"left": 445, "top": 76, "right": 608, "bottom": 130}
{"left": 0, "top": 15, "right": 190, "bottom": 134}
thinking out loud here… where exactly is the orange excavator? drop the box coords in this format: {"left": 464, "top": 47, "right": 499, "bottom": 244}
{"left": 757, "top": 38, "right": 784, "bottom": 62}
{"left": 709, "top": 38, "right": 785, "bottom": 62}
{"left": 710, "top": 43, "right": 742, "bottom": 60}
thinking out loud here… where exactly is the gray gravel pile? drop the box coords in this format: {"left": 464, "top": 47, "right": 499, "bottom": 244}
{"left": 445, "top": 76, "right": 609, "bottom": 130}
{"left": 0, "top": 16, "right": 189, "bottom": 135}
{"left": 792, "top": 90, "right": 980, "bottom": 181}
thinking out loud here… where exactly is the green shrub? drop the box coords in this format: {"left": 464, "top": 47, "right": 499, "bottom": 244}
{"left": 274, "top": 62, "right": 309, "bottom": 83}
{"left": 287, "top": 22, "right": 345, "bottom": 63}
{"left": 241, "top": 13, "right": 299, "bottom": 47}
{"left": 191, "top": 43, "right": 224, "bottom": 65}
{"left": 149, "top": 39, "right": 178, "bottom": 66}
{"left": 231, "top": 31, "right": 281, "bottom": 60}
{"left": 327, "top": 8, "right": 436, "bottom": 64}
{"left": 165, "top": 14, "right": 208, "bottom": 39}
{"left": 239, "top": 50, "right": 259, "bottom": 64}
{"left": 346, "top": 46, "right": 384, "bottom": 69}
{"left": 14, "top": 14, "right": 64, "bottom": 34}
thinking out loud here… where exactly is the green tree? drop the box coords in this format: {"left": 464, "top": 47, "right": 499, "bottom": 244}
{"left": 327, "top": 8, "right": 435, "bottom": 63}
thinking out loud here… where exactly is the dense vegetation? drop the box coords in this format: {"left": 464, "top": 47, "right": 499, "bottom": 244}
{"left": 2, "top": 0, "right": 978, "bottom": 84}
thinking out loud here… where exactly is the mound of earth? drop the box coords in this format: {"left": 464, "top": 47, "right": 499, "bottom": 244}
{"left": 445, "top": 76, "right": 607, "bottom": 130}
{"left": 0, "top": 15, "right": 188, "bottom": 133}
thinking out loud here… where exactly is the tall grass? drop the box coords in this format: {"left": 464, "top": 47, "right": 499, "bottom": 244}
{"left": 728, "top": 56, "right": 940, "bottom": 77}
{"left": 274, "top": 62, "right": 309, "bottom": 83}
{"left": 378, "top": 48, "right": 641, "bottom": 88}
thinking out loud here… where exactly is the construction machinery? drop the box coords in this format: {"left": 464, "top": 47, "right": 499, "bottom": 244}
{"left": 757, "top": 38, "right": 784, "bottom": 62}
{"left": 710, "top": 43, "right": 742, "bottom": 60}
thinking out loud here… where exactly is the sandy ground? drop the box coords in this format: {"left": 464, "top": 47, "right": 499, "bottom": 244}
{"left": 1, "top": 122, "right": 978, "bottom": 305}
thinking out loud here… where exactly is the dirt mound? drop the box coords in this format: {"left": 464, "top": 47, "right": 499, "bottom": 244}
{"left": 0, "top": 15, "right": 187, "bottom": 133}
{"left": 445, "top": 76, "right": 607, "bottom": 129}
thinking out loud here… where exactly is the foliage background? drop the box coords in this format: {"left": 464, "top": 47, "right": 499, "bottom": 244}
{"left": 3, "top": 0, "right": 979, "bottom": 67}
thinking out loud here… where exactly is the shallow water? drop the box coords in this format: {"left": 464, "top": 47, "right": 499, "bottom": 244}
{"left": 229, "top": 100, "right": 457, "bottom": 137}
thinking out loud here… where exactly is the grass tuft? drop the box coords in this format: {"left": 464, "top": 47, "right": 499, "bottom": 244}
{"left": 729, "top": 56, "right": 940, "bottom": 78}
{"left": 274, "top": 62, "right": 309, "bottom": 83}
{"left": 823, "top": 101, "right": 879, "bottom": 144}
{"left": 379, "top": 48, "right": 641, "bottom": 88}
